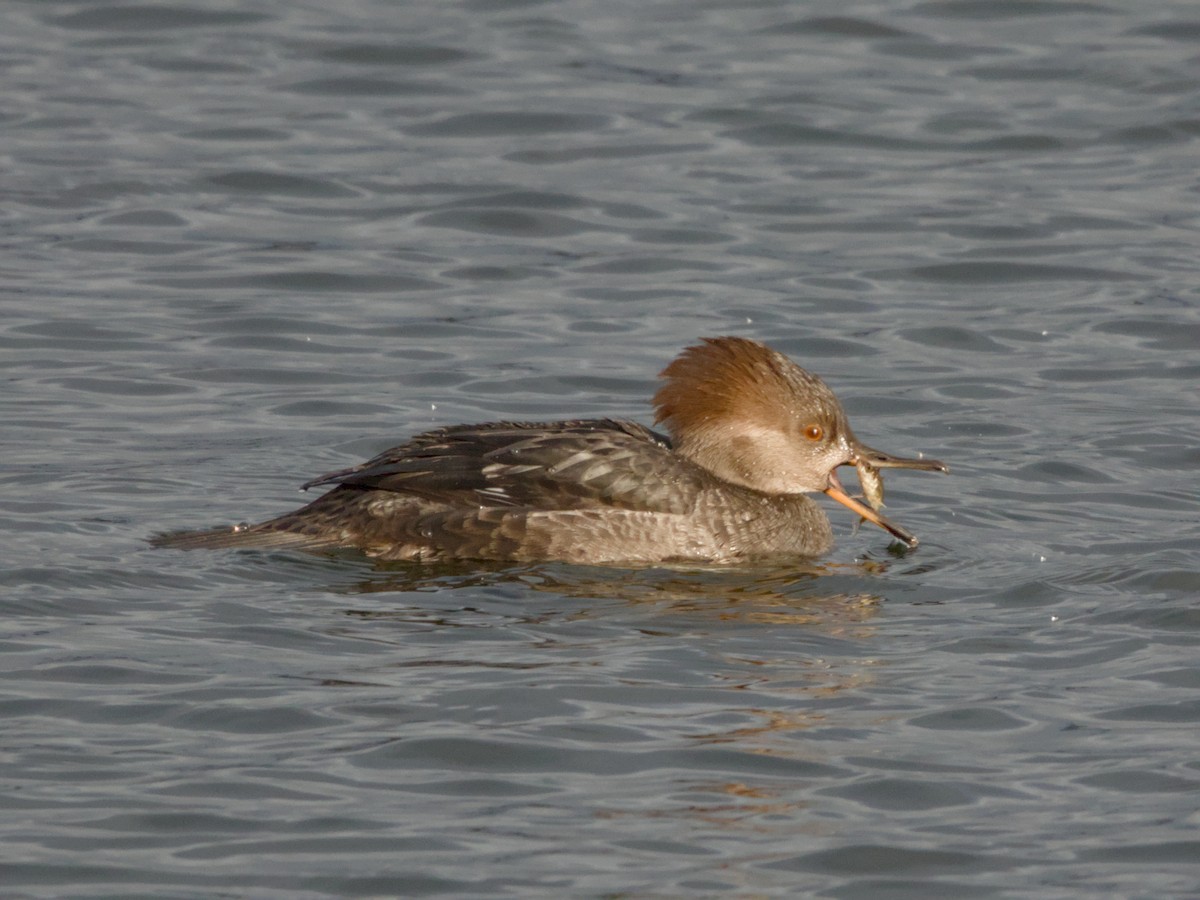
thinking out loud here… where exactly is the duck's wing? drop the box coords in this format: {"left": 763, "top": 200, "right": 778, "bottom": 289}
{"left": 302, "top": 418, "right": 709, "bottom": 514}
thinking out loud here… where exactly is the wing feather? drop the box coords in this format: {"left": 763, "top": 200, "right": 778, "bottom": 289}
{"left": 300, "top": 419, "right": 711, "bottom": 514}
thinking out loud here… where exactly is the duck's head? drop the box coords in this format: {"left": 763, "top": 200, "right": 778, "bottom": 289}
{"left": 654, "top": 336, "right": 947, "bottom": 546}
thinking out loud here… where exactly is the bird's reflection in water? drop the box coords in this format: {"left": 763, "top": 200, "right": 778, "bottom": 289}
{"left": 313, "top": 555, "right": 893, "bottom": 795}
{"left": 596, "top": 779, "right": 820, "bottom": 830}
{"left": 330, "top": 555, "right": 891, "bottom": 635}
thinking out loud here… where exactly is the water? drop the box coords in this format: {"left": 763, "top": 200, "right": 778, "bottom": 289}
{"left": 3, "top": 0, "right": 1200, "bottom": 896}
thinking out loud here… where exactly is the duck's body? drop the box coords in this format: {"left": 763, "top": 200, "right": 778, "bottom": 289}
{"left": 154, "top": 337, "right": 946, "bottom": 564}
{"left": 157, "top": 418, "right": 836, "bottom": 563}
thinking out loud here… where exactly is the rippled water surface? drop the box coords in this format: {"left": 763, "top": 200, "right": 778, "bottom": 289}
{"left": 4, "top": 0, "right": 1200, "bottom": 896}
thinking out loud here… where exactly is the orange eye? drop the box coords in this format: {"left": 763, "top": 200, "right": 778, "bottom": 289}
{"left": 804, "top": 424, "right": 823, "bottom": 441}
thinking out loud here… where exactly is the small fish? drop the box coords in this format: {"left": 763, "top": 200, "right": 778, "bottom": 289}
{"left": 857, "top": 459, "right": 884, "bottom": 512}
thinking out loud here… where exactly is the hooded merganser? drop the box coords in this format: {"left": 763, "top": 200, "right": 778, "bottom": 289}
{"left": 153, "top": 337, "right": 947, "bottom": 563}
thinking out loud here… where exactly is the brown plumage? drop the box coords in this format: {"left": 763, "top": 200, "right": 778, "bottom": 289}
{"left": 152, "top": 337, "right": 947, "bottom": 564}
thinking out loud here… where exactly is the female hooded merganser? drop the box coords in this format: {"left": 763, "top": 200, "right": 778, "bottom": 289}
{"left": 153, "top": 337, "right": 946, "bottom": 563}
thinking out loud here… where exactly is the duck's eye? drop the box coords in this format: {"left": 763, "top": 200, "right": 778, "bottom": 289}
{"left": 803, "top": 424, "right": 823, "bottom": 441}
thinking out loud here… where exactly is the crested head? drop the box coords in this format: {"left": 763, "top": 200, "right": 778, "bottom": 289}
{"left": 653, "top": 337, "right": 856, "bottom": 494}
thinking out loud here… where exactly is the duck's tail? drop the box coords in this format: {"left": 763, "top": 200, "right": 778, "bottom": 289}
{"left": 149, "top": 521, "right": 342, "bottom": 552}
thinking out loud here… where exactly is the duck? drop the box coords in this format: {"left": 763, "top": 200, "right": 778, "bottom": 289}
{"left": 152, "top": 337, "right": 947, "bottom": 563}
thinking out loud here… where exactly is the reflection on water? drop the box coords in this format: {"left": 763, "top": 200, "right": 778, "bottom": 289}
{"left": 337, "top": 558, "right": 886, "bottom": 628}
{"left": 596, "top": 780, "right": 818, "bottom": 831}
{"left": 330, "top": 561, "right": 887, "bottom": 760}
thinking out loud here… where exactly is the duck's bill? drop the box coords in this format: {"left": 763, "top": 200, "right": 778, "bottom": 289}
{"left": 854, "top": 444, "right": 948, "bottom": 474}
{"left": 824, "top": 473, "right": 919, "bottom": 548}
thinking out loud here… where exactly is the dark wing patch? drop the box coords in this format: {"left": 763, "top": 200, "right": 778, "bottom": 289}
{"left": 299, "top": 419, "right": 708, "bottom": 514}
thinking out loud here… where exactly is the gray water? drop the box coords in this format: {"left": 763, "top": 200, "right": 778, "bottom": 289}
{"left": 3, "top": 0, "right": 1200, "bottom": 896}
